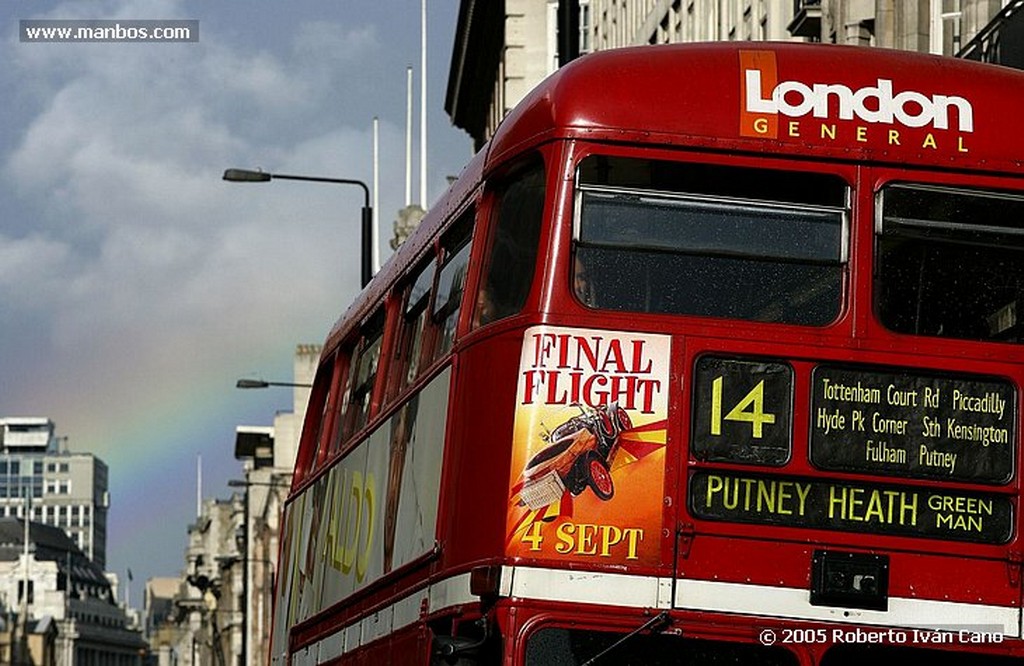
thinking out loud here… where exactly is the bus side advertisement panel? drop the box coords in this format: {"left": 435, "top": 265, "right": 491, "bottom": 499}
{"left": 506, "top": 325, "right": 671, "bottom": 566}
{"left": 270, "top": 499, "right": 301, "bottom": 664}
{"left": 273, "top": 368, "right": 451, "bottom": 640}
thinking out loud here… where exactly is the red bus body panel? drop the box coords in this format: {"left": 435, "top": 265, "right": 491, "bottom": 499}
{"left": 275, "top": 43, "right": 1024, "bottom": 665}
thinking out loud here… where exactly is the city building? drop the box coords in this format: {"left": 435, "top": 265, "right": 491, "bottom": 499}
{"left": 958, "top": 0, "right": 1024, "bottom": 66}
{"left": 0, "top": 418, "right": 110, "bottom": 569}
{"left": 142, "top": 577, "right": 181, "bottom": 665}
{"left": 446, "top": 0, "right": 1022, "bottom": 148}
{"left": 234, "top": 344, "right": 317, "bottom": 666}
{"left": 147, "top": 344, "right": 318, "bottom": 665}
{"left": 142, "top": 578, "right": 178, "bottom": 641}
{"left": 144, "top": 496, "right": 243, "bottom": 666}
{"left": 0, "top": 518, "right": 144, "bottom": 665}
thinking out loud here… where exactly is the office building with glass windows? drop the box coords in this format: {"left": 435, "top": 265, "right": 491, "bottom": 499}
{"left": 0, "top": 417, "right": 109, "bottom": 569}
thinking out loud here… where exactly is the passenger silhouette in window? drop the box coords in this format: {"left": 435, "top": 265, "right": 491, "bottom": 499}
{"left": 574, "top": 254, "right": 596, "bottom": 307}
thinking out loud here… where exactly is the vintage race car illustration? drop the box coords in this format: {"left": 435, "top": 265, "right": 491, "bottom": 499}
{"left": 516, "top": 402, "right": 632, "bottom": 510}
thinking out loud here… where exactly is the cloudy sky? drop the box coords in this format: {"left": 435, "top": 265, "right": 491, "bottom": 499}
{"left": 0, "top": 0, "right": 471, "bottom": 598}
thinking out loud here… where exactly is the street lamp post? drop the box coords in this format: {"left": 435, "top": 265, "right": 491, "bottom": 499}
{"left": 233, "top": 374, "right": 307, "bottom": 664}
{"left": 222, "top": 168, "right": 375, "bottom": 288}
{"left": 228, "top": 477, "right": 290, "bottom": 666}
{"left": 235, "top": 379, "right": 312, "bottom": 390}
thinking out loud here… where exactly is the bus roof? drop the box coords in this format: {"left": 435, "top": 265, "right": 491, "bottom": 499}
{"left": 325, "top": 42, "right": 1024, "bottom": 350}
{"left": 323, "top": 148, "right": 485, "bottom": 350}
{"left": 489, "top": 42, "right": 1024, "bottom": 173}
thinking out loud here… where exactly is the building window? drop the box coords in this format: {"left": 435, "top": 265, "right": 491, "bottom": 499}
{"left": 18, "top": 580, "right": 33, "bottom": 605}
{"left": 580, "top": 0, "right": 592, "bottom": 53}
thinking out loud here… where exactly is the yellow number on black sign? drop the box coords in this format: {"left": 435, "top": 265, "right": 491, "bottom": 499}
{"left": 710, "top": 377, "right": 776, "bottom": 439}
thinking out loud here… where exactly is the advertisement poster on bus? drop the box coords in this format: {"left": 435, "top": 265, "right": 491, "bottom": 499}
{"left": 270, "top": 495, "right": 301, "bottom": 661}
{"left": 273, "top": 368, "right": 450, "bottom": 632}
{"left": 506, "top": 325, "right": 670, "bottom": 566}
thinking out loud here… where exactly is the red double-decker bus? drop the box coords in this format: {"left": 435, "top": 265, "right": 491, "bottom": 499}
{"left": 270, "top": 43, "right": 1024, "bottom": 665}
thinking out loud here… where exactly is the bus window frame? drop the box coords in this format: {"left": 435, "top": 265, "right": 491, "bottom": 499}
{"left": 328, "top": 338, "right": 357, "bottom": 458}
{"left": 309, "top": 352, "right": 345, "bottom": 473}
{"left": 430, "top": 208, "right": 476, "bottom": 361}
{"left": 567, "top": 149, "right": 851, "bottom": 328}
{"left": 378, "top": 198, "right": 482, "bottom": 420}
{"left": 470, "top": 155, "right": 548, "bottom": 330}
{"left": 433, "top": 239, "right": 471, "bottom": 356}
{"left": 291, "top": 349, "right": 340, "bottom": 485}
{"left": 385, "top": 251, "right": 438, "bottom": 403}
{"left": 557, "top": 145, "right": 855, "bottom": 330}
{"left": 334, "top": 309, "right": 387, "bottom": 447}
{"left": 871, "top": 169, "right": 1024, "bottom": 348}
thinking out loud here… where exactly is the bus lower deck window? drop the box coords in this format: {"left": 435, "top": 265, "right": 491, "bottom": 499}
{"left": 876, "top": 183, "right": 1024, "bottom": 344}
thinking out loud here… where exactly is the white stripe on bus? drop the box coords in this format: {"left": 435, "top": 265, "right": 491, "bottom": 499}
{"left": 675, "top": 578, "right": 1021, "bottom": 637}
{"left": 307, "top": 566, "right": 1022, "bottom": 661}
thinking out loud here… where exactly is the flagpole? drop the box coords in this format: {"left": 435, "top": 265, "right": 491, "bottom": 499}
{"left": 420, "top": 0, "right": 427, "bottom": 207}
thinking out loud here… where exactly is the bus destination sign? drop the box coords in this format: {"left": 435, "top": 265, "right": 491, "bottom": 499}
{"left": 810, "top": 366, "right": 1015, "bottom": 484}
{"left": 690, "top": 470, "right": 1013, "bottom": 544}
{"left": 691, "top": 356, "right": 793, "bottom": 466}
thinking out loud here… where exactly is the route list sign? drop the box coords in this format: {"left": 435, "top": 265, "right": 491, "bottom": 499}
{"left": 810, "top": 366, "right": 1016, "bottom": 484}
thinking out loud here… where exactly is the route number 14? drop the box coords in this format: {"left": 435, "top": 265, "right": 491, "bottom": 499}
{"left": 710, "top": 376, "right": 775, "bottom": 439}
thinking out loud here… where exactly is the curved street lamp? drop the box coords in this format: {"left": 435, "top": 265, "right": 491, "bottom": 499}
{"left": 223, "top": 168, "right": 374, "bottom": 287}
{"left": 235, "top": 379, "right": 312, "bottom": 389}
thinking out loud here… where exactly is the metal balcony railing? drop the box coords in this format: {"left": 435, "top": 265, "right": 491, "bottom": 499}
{"left": 958, "top": 0, "right": 1024, "bottom": 68}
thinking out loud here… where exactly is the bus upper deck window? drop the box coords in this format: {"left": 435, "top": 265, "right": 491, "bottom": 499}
{"left": 433, "top": 210, "right": 474, "bottom": 358}
{"left": 475, "top": 161, "right": 545, "bottom": 327}
{"left": 338, "top": 311, "right": 385, "bottom": 442}
{"left": 387, "top": 254, "right": 435, "bottom": 400}
{"left": 303, "top": 356, "right": 335, "bottom": 473}
{"left": 876, "top": 184, "right": 1024, "bottom": 343}
{"left": 573, "top": 156, "right": 849, "bottom": 326}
